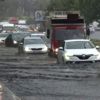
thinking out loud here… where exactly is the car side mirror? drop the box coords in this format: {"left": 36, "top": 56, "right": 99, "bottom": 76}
{"left": 96, "top": 45, "right": 100, "bottom": 49}
{"left": 59, "top": 47, "right": 63, "bottom": 50}
{"left": 19, "top": 42, "right": 23, "bottom": 45}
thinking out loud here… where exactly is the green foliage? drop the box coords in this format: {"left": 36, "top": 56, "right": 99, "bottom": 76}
{"left": 47, "top": 0, "right": 100, "bottom": 23}
{"left": 47, "top": 0, "right": 75, "bottom": 11}
{"left": 0, "top": 0, "right": 49, "bottom": 18}
{"left": 0, "top": 0, "right": 100, "bottom": 24}
{"left": 26, "top": 17, "right": 34, "bottom": 25}
{"left": 91, "top": 39, "right": 100, "bottom": 46}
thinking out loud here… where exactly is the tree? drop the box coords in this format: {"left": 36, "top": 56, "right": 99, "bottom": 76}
{"left": 0, "top": 0, "right": 49, "bottom": 19}
{"left": 47, "top": 0, "right": 100, "bottom": 23}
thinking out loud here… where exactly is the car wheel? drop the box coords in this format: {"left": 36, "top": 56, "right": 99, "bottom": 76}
{"left": 48, "top": 50, "right": 52, "bottom": 56}
{"left": 48, "top": 50, "right": 55, "bottom": 57}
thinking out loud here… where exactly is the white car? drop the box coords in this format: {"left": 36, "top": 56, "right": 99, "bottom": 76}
{"left": 57, "top": 39, "right": 100, "bottom": 64}
{"left": 21, "top": 36, "right": 48, "bottom": 53}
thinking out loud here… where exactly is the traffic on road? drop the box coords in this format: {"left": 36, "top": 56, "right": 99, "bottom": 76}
{"left": 0, "top": 7, "right": 100, "bottom": 100}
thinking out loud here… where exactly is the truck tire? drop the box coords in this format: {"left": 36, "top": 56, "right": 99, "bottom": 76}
{"left": 48, "top": 49, "right": 53, "bottom": 57}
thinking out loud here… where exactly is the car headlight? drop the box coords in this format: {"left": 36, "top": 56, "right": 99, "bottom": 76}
{"left": 42, "top": 46, "right": 48, "bottom": 51}
{"left": 54, "top": 48, "right": 58, "bottom": 52}
{"left": 24, "top": 47, "right": 29, "bottom": 51}
{"left": 13, "top": 40, "right": 17, "bottom": 44}
{"left": 64, "top": 53, "right": 73, "bottom": 60}
{"left": 64, "top": 53, "right": 73, "bottom": 57}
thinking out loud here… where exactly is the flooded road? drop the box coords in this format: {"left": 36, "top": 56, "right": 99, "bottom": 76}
{"left": 0, "top": 46, "right": 100, "bottom": 100}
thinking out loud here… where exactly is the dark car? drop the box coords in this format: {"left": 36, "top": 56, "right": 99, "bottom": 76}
{"left": 0, "top": 33, "right": 9, "bottom": 45}
{"left": 5, "top": 32, "right": 32, "bottom": 47}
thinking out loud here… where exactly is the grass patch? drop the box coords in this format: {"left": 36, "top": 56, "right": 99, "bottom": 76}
{"left": 91, "top": 39, "right": 100, "bottom": 46}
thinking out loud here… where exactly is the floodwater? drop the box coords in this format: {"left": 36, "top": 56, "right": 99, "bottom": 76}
{"left": 0, "top": 46, "right": 100, "bottom": 100}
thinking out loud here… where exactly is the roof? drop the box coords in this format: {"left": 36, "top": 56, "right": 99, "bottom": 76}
{"left": 0, "top": 22, "right": 14, "bottom": 27}
{"left": 31, "top": 33, "right": 45, "bottom": 36}
{"left": 24, "top": 36, "right": 41, "bottom": 40}
{"left": 64, "top": 39, "right": 90, "bottom": 42}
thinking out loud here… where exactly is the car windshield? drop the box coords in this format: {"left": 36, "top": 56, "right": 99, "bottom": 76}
{"left": 0, "top": 33, "right": 9, "bottom": 38}
{"left": 55, "top": 29, "right": 85, "bottom": 40}
{"left": 65, "top": 41, "right": 95, "bottom": 49}
{"left": 24, "top": 38, "right": 44, "bottom": 45}
{"left": 12, "top": 32, "right": 31, "bottom": 41}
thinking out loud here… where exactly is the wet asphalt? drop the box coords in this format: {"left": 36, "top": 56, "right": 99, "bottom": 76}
{"left": 1, "top": 30, "right": 100, "bottom": 100}
{"left": 0, "top": 46, "right": 100, "bottom": 100}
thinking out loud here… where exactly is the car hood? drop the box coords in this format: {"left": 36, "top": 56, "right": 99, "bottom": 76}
{"left": 0, "top": 37, "right": 6, "bottom": 40}
{"left": 65, "top": 48, "right": 100, "bottom": 55}
{"left": 24, "top": 44, "right": 47, "bottom": 48}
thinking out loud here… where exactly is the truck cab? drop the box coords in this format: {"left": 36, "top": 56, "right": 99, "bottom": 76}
{"left": 47, "top": 11, "right": 86, "bottom": 56}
